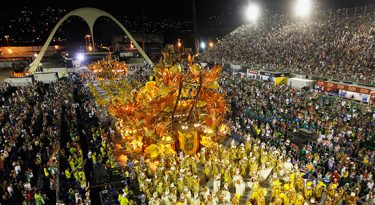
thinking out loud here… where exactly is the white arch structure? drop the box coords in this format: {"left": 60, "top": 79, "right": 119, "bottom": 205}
{"left": 29, "top": 7, "right": 153, "bottom": 72}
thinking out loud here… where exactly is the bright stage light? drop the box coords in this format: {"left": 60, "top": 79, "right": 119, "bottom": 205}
{"left": 200, "top": 42, "right": 206, "bottom": 50}
{"left": 245, "top": 2, "right": 261, "bottom": 23}
{"left": 76, "top": 53, "right": 85, "bottom": 62}
{"left": 294, "top": 0, "right": 312, "bottom": 18}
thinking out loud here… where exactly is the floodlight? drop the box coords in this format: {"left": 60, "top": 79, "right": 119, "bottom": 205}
{"left": 245, "top": 2, "right": 261, "bottom": 23}
{"left": 76, "top": 53, "right": 85, "bottom": 62}
{"left": 200, "top": 42, "right": 206, "bottom": 50}
{"left": 294, "top": 0, "right": 312, "bottom": 18}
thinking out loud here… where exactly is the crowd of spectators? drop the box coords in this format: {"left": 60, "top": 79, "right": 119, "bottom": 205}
{"left": 202, "top": 12, "right": 375, "bottom": 84}
{"left": 0, "top": 82, "right": 71, "bottom": 204}
{"left": 221, "top": 72, "right": 374, "bottom": 203}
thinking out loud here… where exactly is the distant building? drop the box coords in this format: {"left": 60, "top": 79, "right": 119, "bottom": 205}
{"left": 0, "top": 46, "right": 61, "bottom": 58}
{"left": 111, "top": 34, "right": 163, "bottom": 62}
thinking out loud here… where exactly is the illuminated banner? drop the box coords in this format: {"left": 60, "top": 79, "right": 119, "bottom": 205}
{"left": 4, "top": 77, "right": 33, "bottom": 86}
{"left": 371, "top": 92, "right": 375, "bottom": 105}
{"left": 247, "top": 69, "right": 258, "bottom": 78}
{"left": 316, "top": 81, "right": 372, "bottom": 95}
{"left": 259, "top": 71, "right": 290, "bottom": 77}
{"left": 339, "top": 90, "right": 370, "bottom": 103}
{"left": 34, "top": 72, "right": 58, "bottom": 83}
{"left": 315, "top": 81, "right": 338, "bottom": 92}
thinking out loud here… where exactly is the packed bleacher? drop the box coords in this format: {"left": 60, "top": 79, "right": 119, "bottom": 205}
{"left": 202, "top": 12, "right": 375, "bottom": 85}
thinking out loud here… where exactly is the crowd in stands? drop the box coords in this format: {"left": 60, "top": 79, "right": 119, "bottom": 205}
{"left": 0, "top": 82, "right": 71, "bottom": 204}
{"left": 202, "top": 12, "right": 375, "bottom": 84}
{"left": 221, "top": 72, "right": 374, "bottom": 204}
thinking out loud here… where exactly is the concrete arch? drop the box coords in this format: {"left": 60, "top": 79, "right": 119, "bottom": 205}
{"left": 29, "top": 7, "right": 152, "bottom": 72}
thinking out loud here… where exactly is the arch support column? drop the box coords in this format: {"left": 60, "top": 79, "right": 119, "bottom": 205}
{"left": 29, "top": 7, "right": 153, "bottom": 73}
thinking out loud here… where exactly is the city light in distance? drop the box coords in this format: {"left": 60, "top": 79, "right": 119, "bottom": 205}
{"left": 209, "top": 42, "right": 214, "bottom": 48}
{"left": 294, "top": 0, "right": 312, "bottom": 18}
{"left": 245, "top": 2, "right": 261, "bottom": 23}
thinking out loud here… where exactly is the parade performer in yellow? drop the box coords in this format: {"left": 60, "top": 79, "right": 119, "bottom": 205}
{"left": 315, "top": 180, "right": 326, "bottom": 199}
{"left": 257, "top": 187, "right": 268, "bottom": 205}
{"left": 249, "top": 157, "right": 258, "bottom": 177}
{"left": 327, "top": 182, "right": 338, "bottom": 200}
{"left": 294, "top": 193, "right": 305, "bottom": 205}
{"left": 280, "top": 192, "right": 291, "bottom": 205}
{"left": 231, "top": 194, "right": 241, "bottom": 205}
{"left": 271, "top": 179, "right": 282, "bottom": 200}
{"left": 304, "top": 181, "right": 313, "bottom": 201}
{"left": 295, "top": 173, "right": 305, "bottom": 192}
{"left": 118, "top": 189, "right": 129, "bottom": 205}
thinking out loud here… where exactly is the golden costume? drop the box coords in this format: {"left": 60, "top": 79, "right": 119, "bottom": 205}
{"left": 294, "top": 193, "right": 305, "bottom": 205}
{"left": 231, "top": 194, "right": 241, "bottom": 205}
{"left": 271, "top": 179, "right": 282, "bottom": 199}
{"left": 314, "top": 180, "right": 326, "bottom": 199}
{"left": 344, "top": 192, "right": 358, "bottom": 205}
{"left": 304, "top": 184, "right": 313, "bottom": 200}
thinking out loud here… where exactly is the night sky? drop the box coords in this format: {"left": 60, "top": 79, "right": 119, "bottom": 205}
{"left": 1, "top": 0, "right": 372, "bottom": 20}
{"left": 1, "top": 0, "right": 373, "bottom": 49}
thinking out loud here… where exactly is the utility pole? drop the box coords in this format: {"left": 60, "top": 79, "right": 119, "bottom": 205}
{"left": 192, "top": 0, "right": 199, "bottom": 53}
{"left": 142, "top": 2, "right": 146, "bottom": 51}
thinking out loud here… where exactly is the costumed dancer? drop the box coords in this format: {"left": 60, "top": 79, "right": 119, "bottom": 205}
{"left": 221, "top": 184, "right": 231, "bottom": 205}
{"left": 212, "top": 174, "right": 221, "bottom": 193}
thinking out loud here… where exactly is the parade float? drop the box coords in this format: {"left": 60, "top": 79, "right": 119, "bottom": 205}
{"left": 87, "top": 55, "right": 229, "bottom": 167}
{"left": 88, "top": 52, "right": 128, "bottom": 79}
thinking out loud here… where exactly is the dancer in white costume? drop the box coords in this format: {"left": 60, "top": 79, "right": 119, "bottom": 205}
{"left": 211, "top": 192, "right": 219, "bottom": 205}
{"left": 235, "top": 178, "right": 246, "bottom": 196}
{"left": 149, "top": 192, "right": 161, "bottom": 205}
{"left": 232, "top": 168, "right": 242, "bottom": 187}
{"left": 161, "top": 189, "right": 171, "bottom": 205}
{"left": 183, "top": 187, "right": 191, "bottom": 202}
{"left": 221, "top": 184, "right": 231, "bottom": 204}
{"left": 190, "top": 193, "right": 200, "bottom": 205}
{"left": 201, "top": 186, "right": 210, "bottom": 201}
{"left": 212, "top": 174, "right": 221, "bottom": 193}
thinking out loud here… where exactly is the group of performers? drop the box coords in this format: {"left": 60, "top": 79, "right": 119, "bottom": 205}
{"left": 116, "top": 135, "right": 359, "bottom": 205}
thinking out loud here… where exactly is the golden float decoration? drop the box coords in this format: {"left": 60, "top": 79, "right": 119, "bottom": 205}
{"left": 87, "top": 55, "right": 229, "bottom": 164}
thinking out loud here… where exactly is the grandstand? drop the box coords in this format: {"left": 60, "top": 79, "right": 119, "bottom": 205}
{"left": 202, "top": 8, "right": 375, "bottom": 85}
